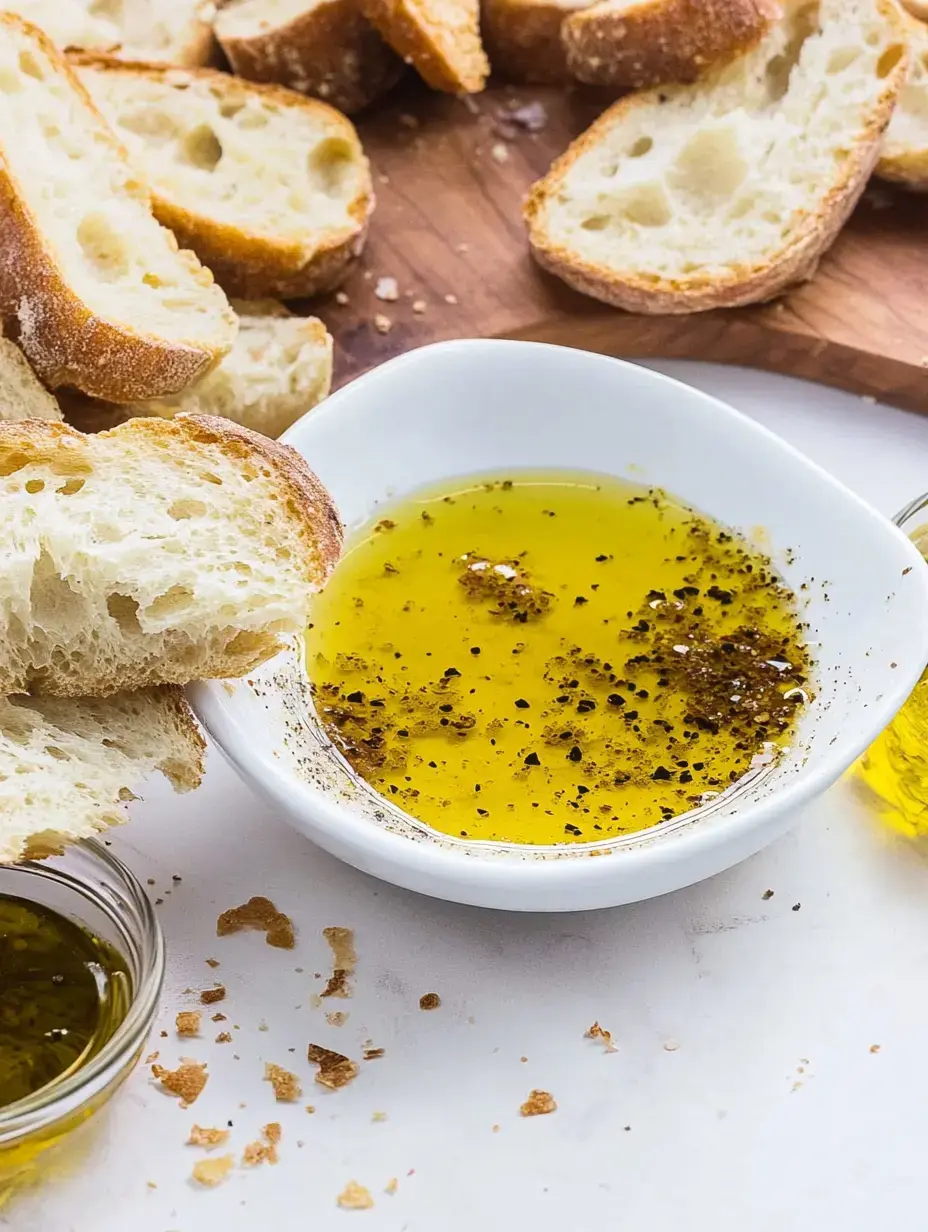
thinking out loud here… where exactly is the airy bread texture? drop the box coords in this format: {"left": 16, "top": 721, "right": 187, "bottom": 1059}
{"left": 215, "top": 0, "right": 404, "bottom": 114}
{"left": 526, "top": 0, "right": 908, "bottom": 313}
{"left": 877, "top": 8, "right": 928, "bottom": 187}
{"left": 361, "top": 0, "right": 489, "bottom": 92}
{"left": 0, "top": 416, "right": 343, "bottom": 697}
{"left": 75, "top": 57, "right": 374, "bottom": 300}
{"left": 0, "top": 16, "right": 236, "bottom": 402}
{"left": 124, "top": 302, "right": 333, "bottom": 437}
{"left": 0, "top": 686, "right": 205, "bottom": 864}
{"left": 482, "top": 0, "right": 593, "bottom": 83}
{"left": 0, "top": 337, "right": 62, "bottom": 422}
{"left": 4, "top": 1, "right": 217, "bottom": 65}
{"left": 562, "top": 0, "right": 777, "bottom": 88}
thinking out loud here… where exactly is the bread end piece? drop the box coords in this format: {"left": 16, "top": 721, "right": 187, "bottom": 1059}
{"left": 876, "top": 8, "right": 928, "bottom": 188}
{"left": 361, "top": 0, "right": 489, "bottom": 92}
{"left": 482, "top": 0, "right": 594, "bottom": 83}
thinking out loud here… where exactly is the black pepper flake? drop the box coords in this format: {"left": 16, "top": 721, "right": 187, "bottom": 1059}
{"left": 564, "top": 823, "right": 582, "bottom": 836}
{"left": 574, "top": 596, "right": 589, "bottom": 606}
{"left": 568, "top": 746, "right": 582, "bottom": 762}
{"left": 443, "top": 666, "right": 461, "bottom": 678}
{"left": 524, "top": 752, "right": 540, "bottom": 766}
{"left": 514, "top": 698, "right": 530, "bottom": 709}
{"left": 679, "top": 771, "right": 693, "bottom": 784}
{"left": 623, "top": 710, "right": 639, "bottom": 722}
{"left": 651, "top": 766, "right": 672, "bottom": 781}
{"left": 607, "top": 694, "right": 625, "bottom": 707}
{"left": 595, "top": 554, "right": 609, "bottom": 562}
{"left": 477, "top": 808, "right": 489, "bottom": 816}
{"left": 346, "top": 690, "right": 365, "bottom": 703}
{"left": 470, "top": 646, "right": 481, "bottom": 655}
{"left": 576, "top": 698, "right": 596, "bottom": 713}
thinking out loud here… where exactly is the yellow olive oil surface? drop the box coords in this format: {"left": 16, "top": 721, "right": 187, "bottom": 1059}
{"left": 0, "top": 896, "right": 131, "bottom": 1109}
{"left": 306, "top": 473, "right": 811, "bottom": 846}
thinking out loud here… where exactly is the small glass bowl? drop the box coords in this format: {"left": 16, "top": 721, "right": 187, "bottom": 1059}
{"left": 0, "top": 840, "right": 163, "bottom": 1208}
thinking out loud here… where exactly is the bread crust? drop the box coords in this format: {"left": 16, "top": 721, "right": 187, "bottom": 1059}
{"left": 360, "top": 0, "right": 489, "bottom": 92}
{"left": 72, "top": 56, "right": 375, "bottom": 300}
{"left": 526, "top": 3, "right": 907, "bottom": 313}
{"left": 482, "top": 0, "right": 593, "bottom": 83}
{"left": 876, "top": 7, "right": 928, "bottom": 189}
{"left": 0, "top": 17, "right": 235, "bottom": 402}
{"left": 216, "top": 0, "right": 404, "bottom": 114}
{"left": 562, "top": 0, "right": 778, "bottom": 88}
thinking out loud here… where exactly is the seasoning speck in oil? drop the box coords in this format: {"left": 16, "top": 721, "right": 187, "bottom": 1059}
{"left": 306, "top": 473, "right": 811, "bottom": 846}
{"left": 0, "top": 896, "right": 131, "bottom": 1108}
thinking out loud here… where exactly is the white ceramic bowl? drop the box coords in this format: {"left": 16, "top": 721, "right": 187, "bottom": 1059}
{"left": 190, "top": 341, "right": 928, "bottom": 912}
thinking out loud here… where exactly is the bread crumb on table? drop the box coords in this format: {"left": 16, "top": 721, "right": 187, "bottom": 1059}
{"left": 520, "top": 1089, "right": 557, "bottom": 1117}
{"left": 372, "top": 1111, "right": 388, "bottom": 1122}
{"left": 217, "top": 896, "right": 295, "bottom": 949}
{"left": 326, "top": 1011, "right": 349, "bottom": 1027}
{"left": 308, "top": 1043, "right": 360, "bottom": 1090}
{"left": 585, "top": 1021, "right": 617, "bottom": 1053}
{"left": 188, "top": 1125, "right": 230, "bottom": 1149}
{"left": 373, "top": 313, "right": 392, "bottom": 335}
{"left": 152, "top": 1060, "right": 208, "bottom": 1107}
{"left": 363, "top": 1047, "right": 385, "bottom": 1060}
{"left": 870, "top": 1044, "right": 881, "bottom": 1054}
{"left": 216, "top": 1032, "right": 233, "bottom": 1044}
{"left": 265, "top": 1062, "right": 302, "bottom": 1102}
{"left": 205, "top": 958, "right": 220, "bottom": 968}
{"left": 491, "top": 142, "right": 509, "bottom": 164}
{"left": 176, "top": 1010, "right": 201, "bottom": 1037}
{"left": 443, "top": 294, "right": 459, "bottom": 306}
{"left": 385, "top": 1177, "right": 398, "bottom": 1195}
{"left": 412, "top": 299, "right": 427, "bottom": 314}
{"left": 191, "top": 1155, "right": 234, "bottom": 1187}
{"left": 201, "top": 986, "right": 226, "bottom": 1005}
{"left": 338, "top": 1181, "right": 375, "bottom": 1210}
{"left": 375, "top": 277, "right": 399, "bottom": 302}
{"left": 419, "top": 992, "right": 441, "bottom": 1011}
{"left": 335, "top": 291, "right": 350, "bottom": 306}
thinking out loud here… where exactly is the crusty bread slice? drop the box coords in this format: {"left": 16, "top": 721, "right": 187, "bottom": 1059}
{"left": 562, "top": 0, "right": 777, "bottom": 88}
{"left": 215, "top": 0, "right": 404, "bottom": 115}
{"left": 482, "top": 0, "right": 594, "bottom": 83}
{"left": 68, "top": 302, "right": 333, "bottom": 438}
{"left": 74, "top": 57, "right": 374, "bottom": 300}
{"left": 360, "top": 0, "right": 488, "bottom": 92}
{"left": 0, "top": 415, "right": 342, "bottom": 697}
{"left": 877, "top": 8, "right": 928, "bottom": 187}
{"left": 5, "top": 0, "right": 216, "bottom": 66}
{"left": 526, "top": 0, "right": 907, "bottom": 314}
{"left": 0, "top": 16, "right": 236, "bottom": 402}
{"left": 0, "top": 686, "right": 205, "bottom": 864}
{"left": 0, "top": 337, "right": 63, "bottom": 422}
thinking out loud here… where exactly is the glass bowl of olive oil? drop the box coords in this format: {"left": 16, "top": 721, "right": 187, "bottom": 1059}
{"left": 0, "top": 840, "right": 163, "bottom": 1207}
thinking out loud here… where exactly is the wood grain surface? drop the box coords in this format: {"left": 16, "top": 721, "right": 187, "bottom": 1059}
{"left": 314, "top": 78, "right": 928, "bottom": 411}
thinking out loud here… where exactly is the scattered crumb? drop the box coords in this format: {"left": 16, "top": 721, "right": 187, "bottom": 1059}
{"left": 160, "top": 1029, "right": 167, "bottom": 1037}
{"left": 212, "top": 1013, "right": 227, "bottom": 1022}
{"left": 305, "top": 1105, "right": 316, "bottom": 1114}
{"left": 338, "top": 1181, "right": 374, "bottom": 1210}
{"left": 264, "top": 1122, "right": 282, "bottom": 1145}
{"left": 144, "top": 1050, "right": 159, "bottom": 1065}
{"left": 176, "top": 1011, "right": 201, "bottom": 1038}
{"left": 520, "top": 1056, "right": 528, "bottom": 1063}
{"left": 861, "top": 395, "right": 876, "bottom": 405}
{"left": 265, "top": 1062, "right": 302, "bottom": 1102}
{"left": 216, "top": 1032, "right": 233, "bottom": 1044}
{"left": 375, "top": 277, "right": 399, "bottom": 302}
{"left": 792, "top": 903, "right": 801, "bottom": 912}
{"left": 385, "top": 1178, "right": 398, "bottom": 1195}
{"left": 491, "top": 142, "right": 509, "bottom": 164}
{"left": 663, "top": 1039, "right": 681, "bottom": 1052}
{"left": 762, "top": 889, "right": 774, "bottom": 900}
{"left": 152, "top": 1060, "right": 208, "bottom": 1107}
{"left": 326, "top": 1011, "right": 349, "bottom": 1027}
{"left": 378, "top": 174, "right": 390, "bottom": 185}
{"left": 372, "top": 1110, "right": 388, "bottom": 1123}
{"left": 373, "top": 313, "right": 392, "bottom": 335}
{"left": 363, "top": 1047, "right": 385, "bottom": 1061}
{"left": 201, "top": 986, "right": 226, "bottom": 1005}
{"left": 258, "top": 1021, "right": 269, "bottom": 1032}
{"left": 399, "top": 113, "right": 418, "bottom": 128}
{"left": 205, "top": 958, "right": 220, "bottom": 968}
{"left": 217, "top": 896, "right": 295, "bottom": 949}
{"left": 322, "top": 927, "right": 357, "bottom": 999}
{"left": 457, "top": 242, "right": 470, "bottom": 254}
{"left": 308, "top": 1043, "right": 360, "bottom": 1090}
{"left": 509, "top": 100, "right": 548, "bottom": 131}
{"left": 191, "top": 1155, "right": 233, "bottom": 1187}
{"left": 187, "top": 1125, "right": 229, "bottom": 1149}
{"left": 585, "top": 1021, "right": 617, "bottom": 1053}
{"left": 443, "top": 294, "right": 458, "bottom": 306}
{"left": 310, "top": 994, "right": 324, "bottom": 1009}
{"left": 412, "top": 299, "right": 427, "bottom": 314}
{"left": 870, "top": 1044, "right": 881, "bottom": 1054}
{"left": 419, "top": 993, "right": 441, "bottom": 1011}
{"left": 242, "top": 1140, "right": 276, "bottom": 1167}
{"left": 520, "top": 1090, "right": 556, "bottom": 1117}
{"left": 492, "top": 1124, "right": 500, "bottom": 1133}
{"left": 146, "top": 1180, "right": 157, "bottom": 1189}
{"left": 335, "top": 291, "right": 350, "bottom": 306}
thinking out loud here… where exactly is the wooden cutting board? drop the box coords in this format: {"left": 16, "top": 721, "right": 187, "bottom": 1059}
{"left": 318, "top": 79, "right": 928, "bottom": 411}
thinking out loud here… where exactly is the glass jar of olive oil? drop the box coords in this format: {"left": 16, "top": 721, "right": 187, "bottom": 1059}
{"left": 855, "top": 493, "right": 928, "bottom": 835}
{"left": 0, "top": 841, "right": 163, "bottom": 1209}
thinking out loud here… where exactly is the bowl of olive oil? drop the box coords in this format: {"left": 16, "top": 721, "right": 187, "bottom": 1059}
{"left": 0, "top": 841, "right": 162, "bottom": 1206}
{"left": 190, "top": 340, "right": 928, "bottom": 910}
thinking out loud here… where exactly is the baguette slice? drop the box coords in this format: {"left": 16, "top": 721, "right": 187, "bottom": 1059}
{"left": 74, "top": 57, "right": 374, "bottom": 300}
{"left": 0, "top": 337, "right": 63, "bottom": 422}
{"left": 215, "top": 0, "right": 404, "bottom": 115}
{"left": 4, "top": 1, "right": 217, "bottom": 66}
{"left": 0, "top": 16, "right": 236, "bottom": 402}
{"left": 66, "top": 303, "right": 334, "bottom": 439}
{"left": 526, "top": 0, "right": 907, "bottom": 314}
{"left": 0, "top": 686, "right": 205, "bottom": 864}
{"left": 0, "top": 416, "right": 343, "bottom": 697}
{"left": 482, "top": 0, "right": 594, "bottom": 83}
{"left": 360, "top": 0, "right": 489, "bottom": 92}
{"left": 562, "top": 0, "right": 777, "bottom": 89}
{"left": 877, "top": 9, "right": 928, "bottom": 188}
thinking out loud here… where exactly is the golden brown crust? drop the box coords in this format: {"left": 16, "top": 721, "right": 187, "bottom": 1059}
{"left": 360, "top": 0, "right": 488, "bottom": 92}
{"left": 215, "top": 0, "right": 405, "bottom": 114}
{"left": 562, "top": 0, "right": 776, "bottom": 88}
{"left": 482, "top": 0, "right": 592, "bottom": 83}
{"left": 70, "top": 55, "right": 374, "bottom": 299}
{"left": 525, "top": 17, "right": 907, "bottom": 313}
{"left": 0, "top": 17, "right": 234, "bottom": 402}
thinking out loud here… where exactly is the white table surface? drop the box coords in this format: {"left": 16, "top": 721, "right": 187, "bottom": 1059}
{"left": 12, "top": 362, "right": 928, "bottom": 1232}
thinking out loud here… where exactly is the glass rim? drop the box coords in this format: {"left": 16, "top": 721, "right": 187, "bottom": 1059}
{"left": 894, "top": 492, "right": 928, "bottom": 530}
{"left": 0, "top": 839, "right": 164, "bottom": 1142}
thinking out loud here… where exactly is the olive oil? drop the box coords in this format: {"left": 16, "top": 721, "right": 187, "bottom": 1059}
{"left": 0, "top": 896, "right": 131, "bottom": 1109}
{"left": 306, "top": 472, "right": 811, "bottom": 846}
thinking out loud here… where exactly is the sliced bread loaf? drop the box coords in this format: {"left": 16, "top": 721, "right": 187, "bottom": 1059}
{"left": 526, "top": 0, "right": 907, "bottom": 313}
{"left": 74, "top": 57, "right": 374, "bottom": 300}
{"left": 877, "top": 8, "right": 928, "bottom": 187}
{"left": 0, "top": 16, "right": 236, "bottom": 402}
{"left": 482, "top": 0, "right": 594, "bottom": 83}
{"left": 360, "top": 0, "right": 489, "bottom": 92}
{"left": 0, "top": 415, "right": 342, "bottom": 697}
{"left": 0, "top": 337, "right": 62, "bottom": 422}
{"left": 215, "top": 0, "right": 404, "bottom": 114}
{"left": 562, "top": 0, "right": 777, "bottom": 89}
{"left": 0, "top": 686, "right": 205, "bottom": 864}
{"left": 5, "top": 0, "right": 216, "bottom": 66}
